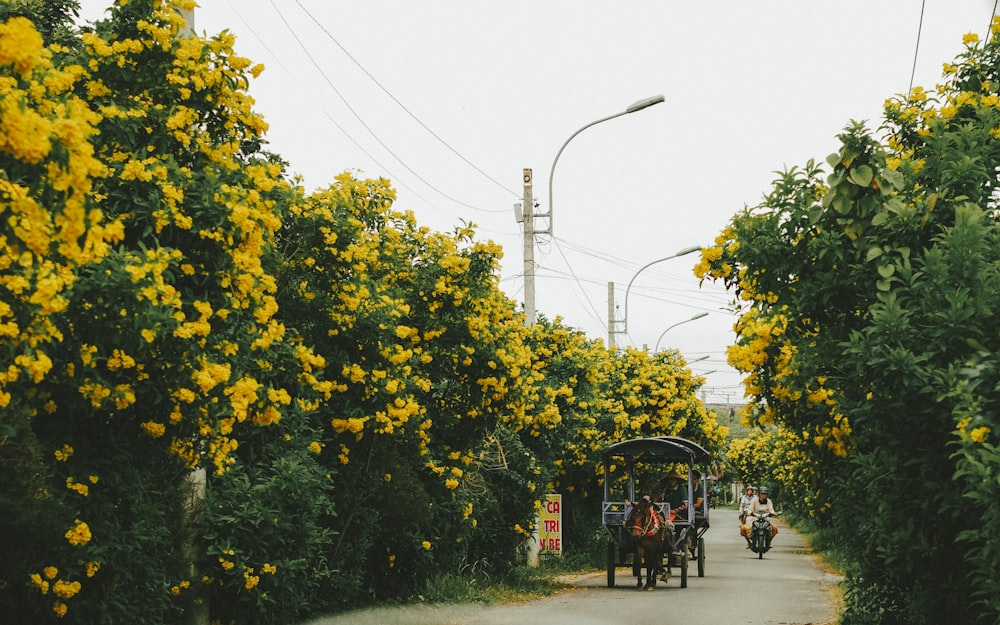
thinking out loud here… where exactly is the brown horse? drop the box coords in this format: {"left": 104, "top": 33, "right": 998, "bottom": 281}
{"left": 625, "top": 498, "right": 671, "bottom": 590}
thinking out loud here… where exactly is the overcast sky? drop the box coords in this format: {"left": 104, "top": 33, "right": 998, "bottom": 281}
{"left": 77, "top": 1, "right": 998, "bottom": 402}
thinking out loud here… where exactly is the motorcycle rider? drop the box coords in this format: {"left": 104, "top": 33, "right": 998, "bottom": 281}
{"left": 741, "top": 486, "right": 778, "bottom": 548}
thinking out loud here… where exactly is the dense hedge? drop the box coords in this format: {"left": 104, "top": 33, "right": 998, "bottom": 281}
{"left": 0, "top": 3, "right": 725, "bottom": 623}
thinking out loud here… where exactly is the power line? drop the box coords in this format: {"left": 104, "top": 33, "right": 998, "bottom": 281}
{"left": 990, "top": 0, "right": 999, "bottom": 39}
{"left": 266, "top": 0, "right": 504, "bottom": 215}
{"left": 550, "top": 237, "right": 606, "bottom": 332}
{"left": 293, "top": 0, "right": 520, "bottom": 201}
{"left": 908, "top": 0, "right": 926, "bottom": 95}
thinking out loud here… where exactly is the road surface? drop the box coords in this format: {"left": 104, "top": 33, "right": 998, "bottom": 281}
{"left": 302, "top": 512, "right": 842, "bottom": 625}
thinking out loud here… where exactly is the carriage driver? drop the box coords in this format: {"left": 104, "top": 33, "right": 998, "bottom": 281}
{"left": 657, "top": 470, "right": 687, "bottom": 519}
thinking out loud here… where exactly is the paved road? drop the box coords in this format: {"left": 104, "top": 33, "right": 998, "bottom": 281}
{"left": 303, "top": 512, "right": 842, "bottom": 625}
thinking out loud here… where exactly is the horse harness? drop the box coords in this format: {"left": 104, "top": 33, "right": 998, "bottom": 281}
{"left": 630, "top": 505, "right": 665, "bottom": 537}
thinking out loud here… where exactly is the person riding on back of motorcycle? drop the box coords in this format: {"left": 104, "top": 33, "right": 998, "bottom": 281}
{"left": 738, "top": 485, "right": 756, "bottom": 525}
{"left": 741, "top": 486, "right": 778, "bottom": 548}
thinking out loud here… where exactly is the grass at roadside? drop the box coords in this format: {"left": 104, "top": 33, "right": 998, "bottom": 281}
{"left": 420, "top": 549, "right": 602, "bottom": 605}
{"left": 781, "top": 513, "right": 847, "bottom": 623}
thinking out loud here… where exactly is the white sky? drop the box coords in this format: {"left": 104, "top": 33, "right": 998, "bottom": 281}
{"left": 76, "top": 1, "right": 998, "bottom": 403}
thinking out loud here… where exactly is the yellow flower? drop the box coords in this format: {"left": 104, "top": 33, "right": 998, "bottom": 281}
{"left": 54, "top": 444, "right": 74, "bottom": 462}
{"left": 422, "top": 540, "right": 432, "bottom": 550}
{"left": 141, "top": 421, "right": 166, "bottom": 438}
{"left": 65, "top": 519, "right": 92, "bottom": 546}
{"left": 52, "top": 580, "right": 81, "bottom": 599}
{"left": 30, "top": 573, "right": 49, "bottom": 594}
{"left": 66, "top": 477, "right": 89, "bottom": 496}
{"left": 970, "top": 426, "right": 991, "bottom": 443}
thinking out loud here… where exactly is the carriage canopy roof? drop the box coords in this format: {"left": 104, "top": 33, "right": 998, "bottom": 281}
{"left": 601, "top": 436, "right": 712, "bottom": 465}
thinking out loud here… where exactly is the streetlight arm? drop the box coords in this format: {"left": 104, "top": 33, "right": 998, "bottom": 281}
{"left": 544, "top": 95, "right": 664, "bottom": 236}
{"left": 654, "top": 312, "right": 708, "bottom": 353}
{"left": 621, "top": 245, "right": 701, "bottom": 335}
{"left": 544, "top": 111, "right": 627, "bottom": 230}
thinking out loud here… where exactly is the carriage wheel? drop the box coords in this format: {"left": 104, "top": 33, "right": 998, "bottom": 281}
{"left": 606, "top": 541, "right": 616, "bottom": 588}
{"left": 697, "top": 537, "right": 705, "bottom": 577}
{"left": 679, "top": 549, "right": 688, "bottom": 588}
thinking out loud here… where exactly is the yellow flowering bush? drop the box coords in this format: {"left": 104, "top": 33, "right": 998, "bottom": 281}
{"left": 699, "top": 21, "right": 1000, "bottom": 625}
{"left": 2, "top": 2, "right": 731, "bottom": 622}
{"left": 1, "top": 2, "right": 332, "bottom": 623}
{"left": 273, "top": 170, "right": 548, "bottom": 602}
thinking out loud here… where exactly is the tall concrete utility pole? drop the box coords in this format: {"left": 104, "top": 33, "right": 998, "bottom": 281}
{"left": 180, "top": 7, "right": 194, "bottom": 34}
{"left": 607, "top": 282, "right": 616, "bottom": 348}
{"left": 523, "top": 168, "right": 536, "bottom": 326}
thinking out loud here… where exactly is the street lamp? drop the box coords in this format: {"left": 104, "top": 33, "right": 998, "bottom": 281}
{"left": 611, "top": 245, "right": 701, "bottom": 343}
{"left": 544, "top": 94, "right": 664, "bottom": 237}
{"left": 523, "top": 94, "right": 665, "bottom": 326}
{"left": 653, "top": 312, "right": 708, "bottom": 353}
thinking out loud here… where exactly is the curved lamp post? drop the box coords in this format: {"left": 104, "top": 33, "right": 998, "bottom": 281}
{"left": 614, "top": 245, "right": 702, "bottom": 340}
{"left": 545, "top": 95, "right": 664, "bottom": 237}
{"left": 525, "top": 95, "right": 664, "bottom": 326}
{"left": 653, "top": 312, "right": 708, "bottom": 353}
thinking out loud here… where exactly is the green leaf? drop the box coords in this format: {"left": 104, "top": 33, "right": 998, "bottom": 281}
{"left": 844, "top": 222, "right": 864, "bottom": 240}
{"left": 884, "top": 197, "right": 905, "bottom": 214}
{"left": 881, "top": 167, "right": 904, "bottom": 191}
{"left": 866, "top": 246, "right": 884, "bottom": 261}
{"left": 842, "top": 148, "right": 860, "bottom": 168}
{"left": 826, "top": 152, "right": 841, "bottom": 168}
{"left": 877, "top": 264, "right": 895, "bottom": 278}
{"left": 849, "top": 164, "right": 874, "bottom": 187}
{"left": 833, "top": 195, "right": 852, "bottom": 214}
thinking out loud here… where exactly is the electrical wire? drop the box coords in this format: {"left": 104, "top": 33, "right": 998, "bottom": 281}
{"left": 908, "top": 0, "right": 926, "bottom": 95}
{"left": 990, "top": 0, "right": 999, "bottom": 39}
{"left": 266, "top": 0, "right": 505, "bottom": 215}
{"left": 550, "top": 237, "right": 607, "bottom": 332}
{"left": 293, "top": 0, "right": 520, "bottom": 201}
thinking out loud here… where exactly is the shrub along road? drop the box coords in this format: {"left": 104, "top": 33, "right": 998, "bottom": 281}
{"left": 303, "top": 512, "right": 842, "bottom": 625}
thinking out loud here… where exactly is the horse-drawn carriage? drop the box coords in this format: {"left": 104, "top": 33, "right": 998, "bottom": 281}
{"left": 601, "top": 436, "right": 712, "bottom": 589}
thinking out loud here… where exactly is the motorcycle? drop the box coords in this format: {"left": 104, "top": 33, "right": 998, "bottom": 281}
{"left": 747, "top": 510, "right": 778, "bottom": 559}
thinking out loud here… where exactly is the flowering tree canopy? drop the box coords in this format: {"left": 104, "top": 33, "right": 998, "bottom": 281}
{"left": 698, "top": 23, "right": 1000, "bottom": 625}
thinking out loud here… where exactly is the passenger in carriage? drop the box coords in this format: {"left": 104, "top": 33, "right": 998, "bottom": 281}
{"left": 670, "top": 470, "right": 704, "bottom": 517}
